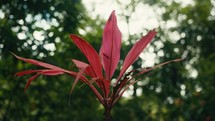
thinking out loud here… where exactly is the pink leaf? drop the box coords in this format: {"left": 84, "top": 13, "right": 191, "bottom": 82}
{"left": 12, "top": 53, "right": 65, "bottom": 71}
{"left": 22, "top": 70, "right": 63, "bottom": 91}
{"left": 25, "top": 73, "right": 40, "bottom": 92}
{"left": 15, "top": 70, "right": 42, "bottom": 76}
{"left": 69, "top": 35, "right": 103, "bottom": 78}
{"left": 117, "top": 29, "right": 157, "bottom": 82}
{"left": 100, "top": 10, "right": 122, "bottom": 79}
{"left": 66, "top": 70, "right": 104, "bottom": 105}
{"left": 86, "top": 82, "right": 104, "bottom": 105}
{"left": 113, "top": 58, "right": 183, "bottom": 105}
{"left": 72, "top": 59, "right": 95, "bottom": 77}
{"left": 66, "top": 70, "right": 88, "bottom": 83}
{"left": 132, "top": 58, "right": 184, "bottom": 79}
{"left": 103, "top": 79, "right": 111, "bottom": 97}
{"left": 70, "top": 60, "right": 105, "bottom": 99}
{"left": 40, "top": 70, "right": 64, "bottom": 76}
{"left": 70, "top": 63, "right": 88, "bottom": 94}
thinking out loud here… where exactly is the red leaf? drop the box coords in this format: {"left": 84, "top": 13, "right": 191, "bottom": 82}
{"left": 69, "top": 60, "right": 105, "bottom": 104}
{"left": 69, "top": 35, "right": 103, "bottom": 78}
{"left": 100, "top": 10, "right": 122, "bottom": 79}
{"left": 40, "top": 70, "right": 64, "bottom": 76}
{"left": 86, "top": 81, "right": 104, "bottom": 105}
{"left": 67, "top": 70, "right": 105, "bottom": 105}
{"left": 72, "top": 59, "right": 95, "bottom": 77}
{"left": 65, "top": 70, "right": 88, "bottom": 83}
{"left": 15, "top": 70, "right": 42, "bottom": 76}
{"left": 12, "top": 53, "right": 65, "bottom": 71}
{"left": 117, "top": 29, "right": 157, "bottom": 82}
{"left": 70, "top": 64, "right": 88, "bottom": 95}
{"left": 103, "top": 79, "right": 111, "bottom": 97}
{"left": 22, "top": 70, "right": 63, "bottom": 92}
{"left": 12, "top": 53, "right": 100, "bottom": 95}
{"left": 113, "top": 58, "right": 183, "bottom": 105}
{"left": 132, "top": 58, "right": 184, "bottom": 78}
{"left": 25, "top": 73, "right": 40, "bottom": 92}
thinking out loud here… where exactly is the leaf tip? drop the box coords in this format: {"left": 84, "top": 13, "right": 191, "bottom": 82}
{"left": 11, "top": 52, "right": 19, "bottom": 59}
{"left": 69, "top": 34, "right": 79, "bottom": 41}
{"left": 173, "top": 58, "right": 184, "bottom": 62}
{"left": 14, "top": 73, "right": 19, "bottom": 77}
{"left": 24, "top": 84, "right": 29, "bottom": 93}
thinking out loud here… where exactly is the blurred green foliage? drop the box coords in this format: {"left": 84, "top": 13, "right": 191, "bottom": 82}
{"left": 113, "top": 0, "right": 215, "bottom": 121}
{"left": 0, "top": 0, "right": 104, "bottom": 120}
{"left": 0, "top": 0, "right": 215, "bottom": 121}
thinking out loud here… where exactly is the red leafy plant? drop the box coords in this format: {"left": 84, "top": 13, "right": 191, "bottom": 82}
{"left": 14, "top": 10, "right": 182, "bottom": 121}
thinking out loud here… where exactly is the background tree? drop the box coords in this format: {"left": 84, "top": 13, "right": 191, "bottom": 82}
{"left": 0, "top": 0, "right": 104, "bottom": 120}
{"left": 112, "top": 0, "right": 215, "bottom": 120}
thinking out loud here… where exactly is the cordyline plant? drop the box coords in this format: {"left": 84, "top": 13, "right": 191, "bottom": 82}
{"left": 14, "top": 10, "right": 182, "bottom": 121}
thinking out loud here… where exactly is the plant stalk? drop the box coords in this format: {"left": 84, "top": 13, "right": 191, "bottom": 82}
{"left": 104, "top": 107, "right": 113, "bottom": 121}
{"left": 104, "top": 102, "right": 113, "bottom": 121}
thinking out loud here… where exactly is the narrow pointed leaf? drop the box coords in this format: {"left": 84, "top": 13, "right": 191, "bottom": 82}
{"left": 68, "top": 71, "right": 104, "bottom": 105}
{"left": 15, "top": 70, "right": 42, "bottom": 76}
{"left": 72, "top": 59, "right": 95, "bottom": 77}
{"left": 113, "top": 58, "right": 183, "bottom": 105}
{"left": 12, "top": 53, "right": 65, "bottom": 71}
{"left": 69, "top": 35, "right": 102, "bottom": 77}
{"left": 25, "top": 73, "right": 40, "bottom": 92}
{"left": 100, "top": 10, "right": 122, "bottom": 79}
{"left": 40, "top": 70, "right": 64, "bottom": 76}
{"left": 23, "top": 70, "right": 64, "bottom": 92}
{"left": 72, "top": 59, "right": 104, "bottom": 88}
{"left": 67, "top": 70, "right": 104, "bottom": 104}
{"left": 66, "top": 70, "right": 88, "bottom": 83}
{"left": 70, "top": 64, "right": 88, "bottom": 95}
{"left": 132, "top": 58, "right": 183, "bottom": 79}
{"left": 87, "top": 82, "right": 104, "bottom": 105}
{"left": 117, "top": 29, "right": 157, "bottom": 82}
{"left": 103, "top": 79, "right": 111, "bottom": 97}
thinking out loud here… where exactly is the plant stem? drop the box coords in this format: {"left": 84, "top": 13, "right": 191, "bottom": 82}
{"left": 104, "top": 107, "right": 113, "bottom": 121}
